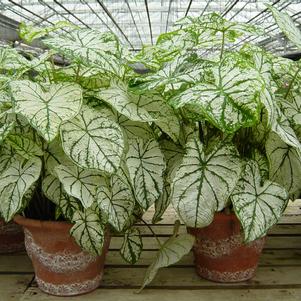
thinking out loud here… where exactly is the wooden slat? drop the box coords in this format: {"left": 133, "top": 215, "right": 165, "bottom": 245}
{"left": 0, "top": 249, "right": 300, "bottom": 273}
{"left": 142, "top": 205, "right": 301, "bottom": 225}
{"left": 0, "top": 274, "right": 33, "bottom": 301}
{"left": 108, "top": 236, "right": 301, "bottom": 250}
{"left": 135, "top": 224, "right": 301, "bottom": 235}
{"left": 98, "top": 266, "right": 301, "bottom": 288}
{"left": 20, "top": 288, "right": 301, "bottom": 301}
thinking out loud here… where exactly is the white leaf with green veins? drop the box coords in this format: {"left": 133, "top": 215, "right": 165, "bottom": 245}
{"left": 96, "top": 175, "right": 135, "bottom": 232}
{"left": 71, "top": 209, "right": 105, "bottom": 255}
{"left": 0, "top": 145, "right": 16, "bottom": 174}
{"left": 43, "top": 29, "right": 123, "bottom": 76}
{"left": 171, "top": 137, "right": 241, "bottom": 228}
{"left": 42, "top": 172, "right": 81, "bottom": 221}
{"left": 55, "top": 164, "right": 104, "bottom": 209}
{"left": 6, "top": 135, "right": 43, "bottom": 159}
{"left": 140, "top": 233, "right": 194, "bottom": 291}
{"left": 60, "top": 105, "right": 124, "bottom": 173}
{"left": 281, "top": 93, "right": 301, "bottom": 127}
{"left": 120, "top": 228, "right": 143, "bottom": 264}
{"left": 268, "top": 5, "right": 301, "bottom": 50}
{"left": 126, "top": 138, "right": 166, "bottom": 209}
{"left": 171, "top": 64, "right": 261, "bottom": 133}
{"left": 44, "top": 138, "right": 73, "bottom": 175}
{"left": 100, "top": 80, "right": 154, "bottom": 122}
{"left": 10, "top": 80, "right": 82, "bottom": 142}
{"left": 153, "top": 181, "right": 171, "bottom": 224}
{"left": 0, "top": 157, "right": 41, "bottom": 221}
{"left": 231, "top": 160, "right": 288, "bottom": 243}
{"left": 266, "top": 132, "right": 301, "bottom": 198}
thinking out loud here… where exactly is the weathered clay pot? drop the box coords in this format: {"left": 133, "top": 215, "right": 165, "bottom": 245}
{"left": 187, "top": 212, "right": 266, "bottom": 283}
{"left": 14, "top": 215, "right": 110, "bottom": 296}
{"left": 0, "top": 219, "right": 25, "bottom": 254}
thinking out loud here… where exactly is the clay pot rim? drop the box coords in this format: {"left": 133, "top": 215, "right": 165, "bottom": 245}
{"left": 14, "top": 214, "right": 72, "bottom": 231}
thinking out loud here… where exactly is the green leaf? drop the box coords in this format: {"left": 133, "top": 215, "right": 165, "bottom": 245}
{"left": 70, "top": 209, "right": 105, "bottom": 255}
{"left": 171, "top": 64, "right": 261, "bottom": 133}
{"left": 231, "top": 160, "right": 288, "bottom": 243}
{"left": 268, "top": 5, "right": 301, "bottom": 49}
{"left": 60, "top": 105, "right": 124, "bottom": 173}
{"left": 6, "top": 135, "right": 43, "bottom": 159}
{"left": 19, "top": 21, "right": 74, "bottom": 43}
{"left": 42, "top": 172, "right": 81, "bottom": 221}
{"left": 171, "top": 137, "right": 241, "bottom": 228}
{"left": 120, "top": 228, "right": 143, "bottom": 264}
{"left": 0, "top": 122, "right": 14, "bottom": 144}
{"left": 55, "top": 164, "right": 104, "bottom": 209}
{"left": 0, "top": 157, "right": 41, "bottom": 221}
{"left": 0, "top": 145, "right": 17, "bottom": 174}
{"left": 266, "top": 132, "right": 301, "bottom": 198}
{"left": 140, "top": 233, "right": 194, "bottom": 291}
{"left": 96, "top": 175, "right": 135, "bottom": 232}
{"left": 153, "top": 181, "right": 171, "bottom": 224}
{"left": 10, "top": 80, "right": 82, "bottom": 142}
{"left": 126, "top": 138, "right": 166, "bottom": 210}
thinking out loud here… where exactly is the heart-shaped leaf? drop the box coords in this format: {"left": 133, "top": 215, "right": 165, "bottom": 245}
{"left": 71, "top": 209, "right": 105, "bottom": 255}
{"left": 231, "top": 160, "right": 288, "bottom": 243}
{"left": 126, "top": 138, "right": 166, "bottom": 209}
{"left": 60, "top": 105, "right": 124, "bottom": 173}
{"left": 96, "top": 175, "right": 135, "bottom": 232}
{"left": 0, "top": 157, "right": 41, "bottom": 221}
{"left": 120, "top": 228, "right": 143, "bottom": 264}
{"left": 10, "top": 80, "right": 82, "bottom": 142}
{"left": 171, "top": 137, "right": 241, "bottom": 228}
{"left": 55, "top": 164, "right": 104, "bottom": 209}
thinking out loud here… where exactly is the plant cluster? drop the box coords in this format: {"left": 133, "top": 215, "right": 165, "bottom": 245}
{"left": 0, "top": 5, "right": 300, "bottom": 289}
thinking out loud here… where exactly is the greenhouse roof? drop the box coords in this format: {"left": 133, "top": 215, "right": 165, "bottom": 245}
{"left": 0, "top": 0, "right": 300, "bottom": 55}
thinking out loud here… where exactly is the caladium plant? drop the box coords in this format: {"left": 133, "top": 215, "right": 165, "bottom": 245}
{"left": 130, "top": 8, "right": 301, "bottom": 288}
{"left": 0, "top": 24, "right": 187, "bottom": 262}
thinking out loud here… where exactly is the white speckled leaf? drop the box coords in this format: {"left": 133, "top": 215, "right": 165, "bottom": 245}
{"left": 0, "top": 157, "right": 41, "bottom": 221}
{"left": 96, "top": 175, "right": 135, "bottom": 232}
{"left": 10, "top": 80, "right": 82, "bottom": 142}
{"left": 60, "top": 105, "right": 124, "bottom": 173}
{"left": 266, "top": 132, "right": 301, "bottom": 198}
{"left": 231, "top": 160, "right": 288, "bottom": 243}
{"left": 0, "top": 122, "right": 14, "bottom": 144}
{"left": 55, "top": 164, "right": 104, "bottom": 209}
{"left": 171, "top": 65, "right": 261, "bottom": 133}
{"left": 171, "top": 137, "right": 241, "bottom": 228}
{"left": 42, "top": 172, "right": 81, "bottom": 221}
{"left": 126, "top": 138, "right": 165, "bottom": 209}
{"left": 71, "top": 209, "right": 105, "bottom": 255}
{"left": 6, "top": 135, "right": 43, "bottom": 159}
{"left": 140, "top": 233, "right": 194, "bottom": 291}
{"left": 120, "top": 228, "right": 143, "bottom": 264}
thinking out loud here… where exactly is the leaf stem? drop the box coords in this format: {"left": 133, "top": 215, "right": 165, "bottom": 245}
{"left": 134, "top": 214, "right": 163, "bottom": 247}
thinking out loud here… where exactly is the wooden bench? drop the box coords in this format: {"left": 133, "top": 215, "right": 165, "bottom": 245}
{"left": 1, "top": 200, "right": 301, "bottom": 301}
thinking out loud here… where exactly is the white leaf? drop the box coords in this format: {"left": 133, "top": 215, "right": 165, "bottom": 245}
{"left": 61, "top": 105, "right": 124, "bottom": 173}
{"left": 71, "top": 209, "right": 105, "bottom": 255}
{"left": 120, "top": 228, "right": 143, "bottom": 264}
{"left": 55, "top": 164, "right": 104, "bottom": 209}
{"left": 0, "top": 157, "right": 41, "bottom": 221}
{"left": 231, "top": 160, "right": 288, "bottom": 243}
{"left": 10, "top": 80, "right": 82, "bottom": 142}
{"left": 140, "top": 233, "right": 194, "bottom": 290}
{"left": 171, "top": 137, "right": 241, "bottom": 228}
{"left": 126, "top": 138, "right": 166, "bottom": 209}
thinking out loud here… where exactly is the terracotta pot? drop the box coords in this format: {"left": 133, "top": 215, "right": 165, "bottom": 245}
{"left": 0, "top": 219, "right": 25, "bottom": 254}
{"left": 187, "top": 212, "right": 266, "bottom": 283}
{"left": 14, "top": 215, "right": 110, "bottom": 296}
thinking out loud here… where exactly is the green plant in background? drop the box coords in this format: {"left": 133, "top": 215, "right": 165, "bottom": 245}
{"left": 130, "top": 7, "right": 301, "bottom": 289}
